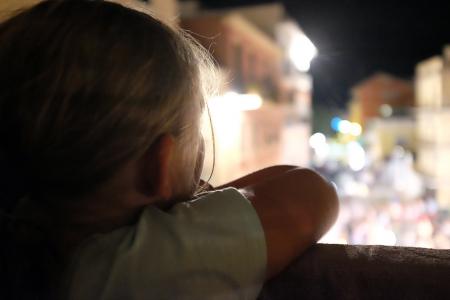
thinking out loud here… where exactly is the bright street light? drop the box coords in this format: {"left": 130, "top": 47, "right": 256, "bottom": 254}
{"left": 288, "top": 33, "right": 317, "bottom": 72}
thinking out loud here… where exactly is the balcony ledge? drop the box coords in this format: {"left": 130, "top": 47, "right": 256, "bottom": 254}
{"left": 259, "top": 243, "right": 450, "bottom": 300}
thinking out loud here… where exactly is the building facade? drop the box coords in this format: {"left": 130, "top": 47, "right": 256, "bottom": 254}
{"left": 349, "top": 73, "right": 414, "bottom": 128}
{"left": 415, "top": 46, "right": 450, "bottom": 209}
{"left": 181, "top": 3, "right": 313, "bottom": 184}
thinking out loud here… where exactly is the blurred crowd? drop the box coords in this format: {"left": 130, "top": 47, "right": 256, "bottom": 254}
{"left": 321, "top": 195, "right": 450, "bottom": 249}
{"left": 317, "top": 146, "right": 450, "bottom": 249}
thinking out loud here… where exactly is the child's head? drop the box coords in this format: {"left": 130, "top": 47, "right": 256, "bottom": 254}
{"left": 0, "top": 0, "right": 213, "bottom": 209}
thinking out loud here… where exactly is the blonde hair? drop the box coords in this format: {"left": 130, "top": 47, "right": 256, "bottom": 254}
{"left": 0, "top": 0, "right": 215, "bottom": 203}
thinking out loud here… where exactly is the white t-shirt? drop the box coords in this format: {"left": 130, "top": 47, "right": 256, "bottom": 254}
{"left": 63, "top": 188, "right": 267, "bottom": 300}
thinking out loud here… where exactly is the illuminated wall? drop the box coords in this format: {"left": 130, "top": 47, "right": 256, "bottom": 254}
{"left": 181, "top": 13, "right": 283, "bottom": 99}
{"left": 415, "top": 45, "right": 450, "bottom": 208}
{"left": 366, "top": 117, "right": 416, "bottom": 161}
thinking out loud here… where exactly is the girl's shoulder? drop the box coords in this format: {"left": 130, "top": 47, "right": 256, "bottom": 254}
{"left": 64, "top": 187, "right": 266, "bottom": 300}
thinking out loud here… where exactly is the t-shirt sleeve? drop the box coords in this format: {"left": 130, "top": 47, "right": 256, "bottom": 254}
{"left": 67, "top": 188, "right": 267, "bottom": 300}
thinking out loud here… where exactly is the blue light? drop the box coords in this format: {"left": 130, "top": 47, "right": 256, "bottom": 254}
{"left": 330, "top": 117, "right": 341, "bottom": 131}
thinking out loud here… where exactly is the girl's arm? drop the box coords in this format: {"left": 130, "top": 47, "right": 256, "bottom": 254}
{"left": 214, "top": 165, "right": 298, "bottom": 190}
{"left": 218, "top": 166, "right": 339, "bottom": 279}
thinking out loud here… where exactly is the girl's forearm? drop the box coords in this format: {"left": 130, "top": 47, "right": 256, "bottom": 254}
{"left": 215, "top": 165, "right": 299, "bottom": 190}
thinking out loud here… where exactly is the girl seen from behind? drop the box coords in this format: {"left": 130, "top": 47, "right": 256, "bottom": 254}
{"left": 0, "top": 1, "right": 338, "bottom": 299}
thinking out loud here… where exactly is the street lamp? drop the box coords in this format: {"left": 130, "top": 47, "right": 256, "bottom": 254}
{"left": 288, "top": 32, "right": 317, "bottom": 72}
{"left": 276, "top": 20, "right": 317, "bottom": 72}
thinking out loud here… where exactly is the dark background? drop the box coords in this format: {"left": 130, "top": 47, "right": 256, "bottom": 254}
{"left": 192, "top": 0, "right": 450, "bottom": 110}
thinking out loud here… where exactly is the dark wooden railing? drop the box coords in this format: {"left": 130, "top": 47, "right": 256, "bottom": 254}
{"left": 259, "top": 244, "right": 450, "bottom": 300}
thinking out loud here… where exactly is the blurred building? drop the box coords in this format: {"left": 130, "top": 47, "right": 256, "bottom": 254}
{"left": 349, "top": 73, "right": 415, "bottom": 128}
{"left": 365, "top": 117, "right": 416, "bottom": 162}
{"left": 143, "top": 0, "right": 179, "bottom": 25}
{"left": 348, "top": 73, "right": 416, "bottom": 162}
{"left": 181, "top": 2, "right": 314, "bottom": 184}
{"left": 416, "top": 45, "right": 450, "bottom": 209}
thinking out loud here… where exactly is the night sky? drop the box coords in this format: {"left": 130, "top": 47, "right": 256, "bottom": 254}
{"left": 195, "top": 0, "right": 450, "bottom": 109}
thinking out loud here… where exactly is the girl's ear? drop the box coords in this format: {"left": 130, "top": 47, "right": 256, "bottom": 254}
{"left": 139, "top": 134, "right": 174, "bottom": 201}
{"left": 155, "top": 134, "right": 174, "bottom": 200}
